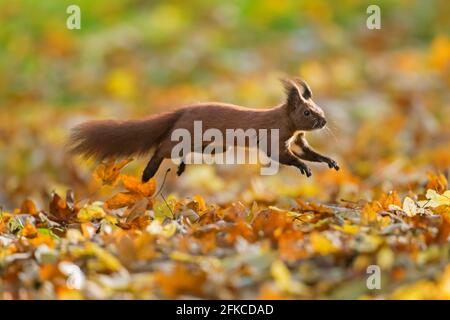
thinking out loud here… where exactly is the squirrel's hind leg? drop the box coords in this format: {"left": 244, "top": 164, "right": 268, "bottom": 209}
{"left": 142, "top": 156, "right": 163, "bottom": 182}
{"left": 142, "top": 139, "right": 177, "bottom": 182}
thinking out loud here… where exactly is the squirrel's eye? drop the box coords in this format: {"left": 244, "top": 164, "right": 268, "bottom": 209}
{"left": 304, "top": 110, "right": 311, "bottom": 116}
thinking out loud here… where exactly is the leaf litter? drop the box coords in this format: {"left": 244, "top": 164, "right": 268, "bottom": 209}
{"left": 1, "top": 160, "right": 449, "bottom": 299}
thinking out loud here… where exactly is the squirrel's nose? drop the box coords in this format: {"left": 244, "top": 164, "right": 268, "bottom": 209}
{"left": 321, "top": 119, "right": 327, "bottom": 127}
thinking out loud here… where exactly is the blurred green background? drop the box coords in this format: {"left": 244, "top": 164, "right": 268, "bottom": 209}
{"left": 0, "top": 0, "right": 449, "bottom": 209}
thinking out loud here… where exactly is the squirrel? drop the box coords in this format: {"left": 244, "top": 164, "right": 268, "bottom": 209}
{"left": 68, "top": 78, "right": 339, "bottom": 182}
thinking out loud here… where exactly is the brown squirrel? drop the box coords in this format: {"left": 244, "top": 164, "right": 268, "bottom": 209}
{"left": 68, "top": 78, "right": 339, "bottom": 182}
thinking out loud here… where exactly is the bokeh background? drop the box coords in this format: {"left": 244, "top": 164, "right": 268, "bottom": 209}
{"left": 0, "top": 0, "right": 449, "bottom": 210}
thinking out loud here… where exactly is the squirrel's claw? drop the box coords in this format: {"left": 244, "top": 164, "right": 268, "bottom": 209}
{"left": 326, "top": 158, "right": 339, "bottom": 171}
{"left": 297, "top": 163, "right": 312, "bottom": 177}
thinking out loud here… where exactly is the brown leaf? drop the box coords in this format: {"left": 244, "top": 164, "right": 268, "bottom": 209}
{"left": 48, "top": 191, "right": 77, "bottom": 223}
{"left": 125, "top": 198, "right": 149, "bottom": 222}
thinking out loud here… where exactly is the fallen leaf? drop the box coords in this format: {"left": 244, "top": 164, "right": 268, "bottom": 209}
{"left": 310, "top": 232, "right": 338, "bottom": 255}
{"left": 106, "top": 192, "right": 142, "bottom": 209}
{"left": 77, "top": 204, "right": 106, "bottom": 222}
{"left": 93, "top": 159, "right": 133, "bottom": 186}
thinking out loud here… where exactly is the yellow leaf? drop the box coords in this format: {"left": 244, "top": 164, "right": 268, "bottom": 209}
{"left": 192, "top": 194, "right": 207, "bottom": 212}
{"left": 77, "top": 205, "right": 106, "bottom": 222}
{"left": 419, "top": 190, "right": 450, "bottom": 208}
{"left": 333, "top": 223, "right": 360, "bottom": 234}
{"left": 428, "top": 35, "right": 450, "bottom": 70}
{"left": 377, "top": 246, "right": 394, "bottom": 270}
{"left": 146, "top": 220, "right": 177, "bottom": 238}
{"left": 390, "top": 280, "right": 437, "bottom": 299}
{"left": 75, "top": 242, "right": 123, "bottom": 272}
{"left": 271, "top": 259, "right": 292, "bottom": 292}
{"left": 169, "top": 251, "right": 221, "bottom": 268}
{"left": 310, "top": 232, "right": 337, "bottom": 255}
{"left": 104, "top": 214, "right": 119, "bottom": 225}
{"left": 153, "top": 196, "right": 176, "bottom": 220}
{"left": 105, "top": 68, "right": 137, "bottom": 100}
{"left": 56, "top": 287, "right": 83, "bottom": 300}
{"left": 358, "top": 234, "right": 383, "bottom": 253}
{"left": 437, "top": 264, "right": 450, "bottom": 299}
{"left": 271, "top": 259, "right": 309, "bottom": 295}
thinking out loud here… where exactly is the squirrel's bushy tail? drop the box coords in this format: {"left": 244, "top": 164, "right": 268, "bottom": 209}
{"left": 68, "top": 111, "right": 180, "bottom": 159}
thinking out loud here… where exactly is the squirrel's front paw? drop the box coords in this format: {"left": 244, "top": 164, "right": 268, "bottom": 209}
{"left": 324, "top": 157, "right": 339, "bottom": 171}
{"left": 297, "top": 162, "right": 312, "bottom": 177}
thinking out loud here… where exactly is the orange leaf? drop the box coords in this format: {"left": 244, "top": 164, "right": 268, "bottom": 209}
{"left": 137, "top": 178, "right": 156, "bottom": 197}
{"left": 295, "top": 199, "right": 332, "bottom": 214}
{"left": 93, "top": 158, "right": 133, "bottom": 186}
{"left": 39, "top": 264, "right": 62, "bottom": 281}
{"left": 121, "top": 174, "right": 156, "bottom": 197}
{"left": 378, "top": 191, "right": 401, "bottom": 210}
{"left": 20, "top": 199, "right": 38, "bottom": 215}
{"left": 426, "top": 172, "right": 448, "bottom": 194}
{"left": 192, "top": 194, "right": 207, "bottom": 213}
{"left": 154, "top": 264, "right": 206, "bottom": 298}
{"left": 361, "top": 202, "right": 378, "bottom": 225}
{"left": 29, "top": 234, "right": 55, "bottom": 248}
{"left": 121, "top": 174, "right": 141, "bottom": 193}
{"left": 106, "top": 192, "right": 142, "bottom": 209}
{"left": 20, "top": 221, "right": 37, "bottom": 238}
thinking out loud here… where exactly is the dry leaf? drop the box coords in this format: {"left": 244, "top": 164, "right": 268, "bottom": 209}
{"left": 93, "top": 158, "right": 133, "bottom": 186}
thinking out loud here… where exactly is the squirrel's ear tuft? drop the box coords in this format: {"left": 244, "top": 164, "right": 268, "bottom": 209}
{"left": 280, "top": 78, "right": 303, "bottom": 108}
{"left": 294, "top": 78, "right": 312, "bottom": 100}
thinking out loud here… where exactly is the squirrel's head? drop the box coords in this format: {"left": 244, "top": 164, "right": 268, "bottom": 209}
{"left": 281, "top": 78, "right": 326, "bottom": 131}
